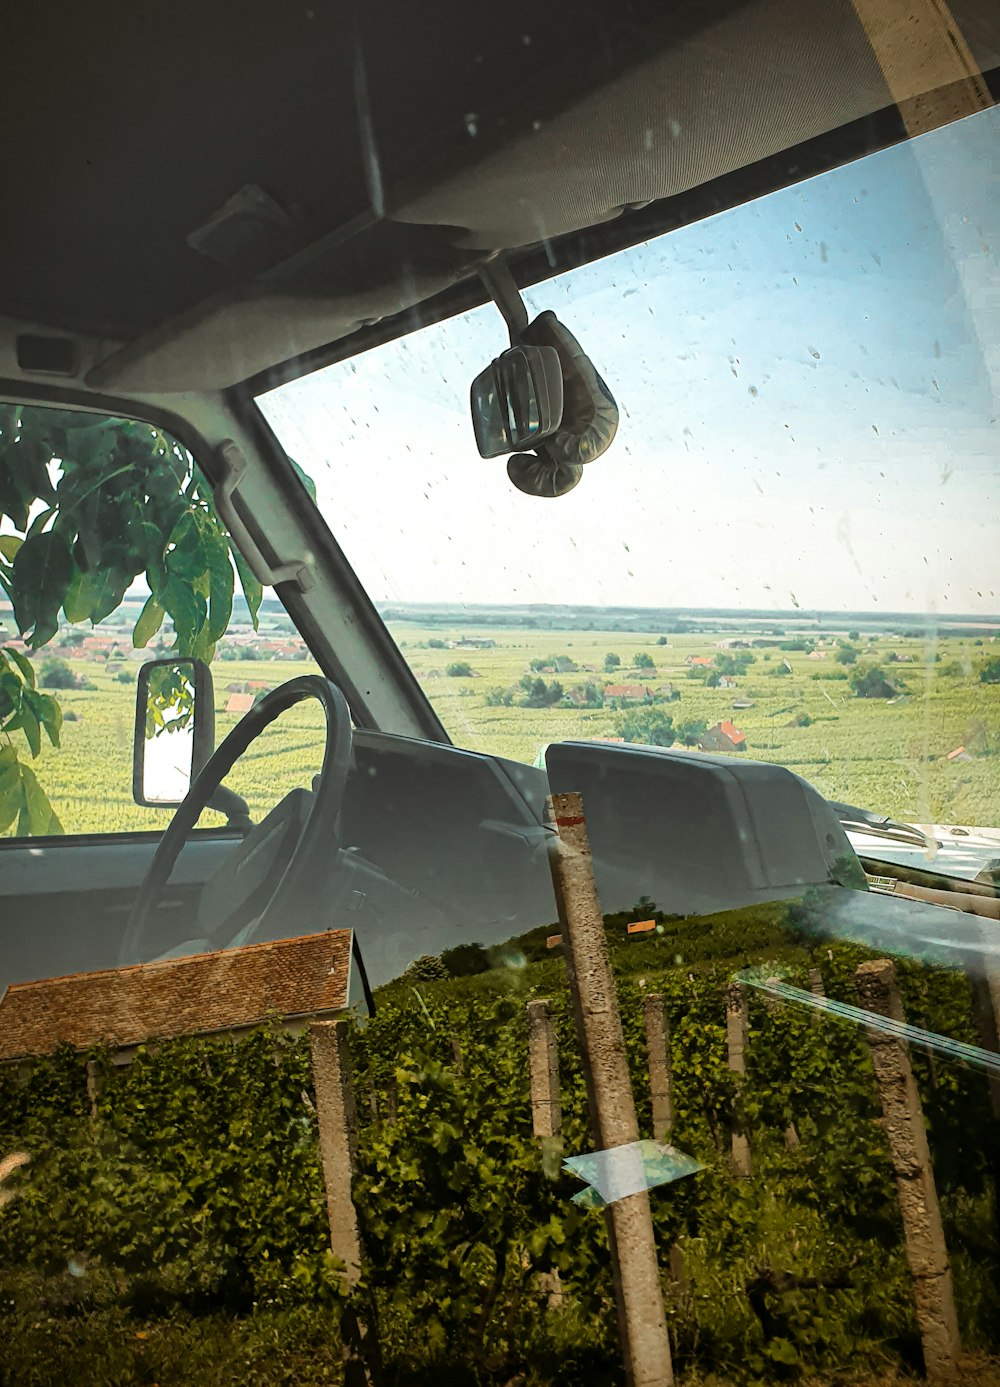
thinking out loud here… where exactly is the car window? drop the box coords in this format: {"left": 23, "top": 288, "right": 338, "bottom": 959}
{"left": 0, "top": 403, "right": 322, "bottom": 838}
{"left": 259, "top": 104, "right": 1000, "bottom": 879}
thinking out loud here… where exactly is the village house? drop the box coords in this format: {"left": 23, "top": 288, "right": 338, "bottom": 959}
{"left": 685, "top": 655, "right": 713, "bottom": 668}
{"left": 0, "top": 931, "right": 359, "bottom": 1068}
{"left": 699, "top": 720, "right": 748, "bottom": 753}
{"left": 717, "top": 675, "right": 738, "bottom": 689}
{"left": 604, "top": 683, "right": 651, "bottom": 704}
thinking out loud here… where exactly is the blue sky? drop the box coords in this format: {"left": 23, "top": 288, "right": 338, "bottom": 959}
{"left": 261, "top": 106, "right": 1000, "bottom": 614}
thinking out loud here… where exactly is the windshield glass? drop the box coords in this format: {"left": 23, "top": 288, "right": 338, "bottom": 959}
{"left": 260, "top": 107, "right": 1000, "bottom": 872}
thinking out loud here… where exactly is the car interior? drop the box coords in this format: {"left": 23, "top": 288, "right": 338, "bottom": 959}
{"left": 2, "top": 3, "right": 1000, "bottom": 1380}
{"left": 2, "top": 0, "right": 998, "bottom": 985}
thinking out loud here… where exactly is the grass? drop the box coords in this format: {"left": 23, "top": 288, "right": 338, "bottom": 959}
{"left": 6, "top": 622, "right": 999, "bottom": 838}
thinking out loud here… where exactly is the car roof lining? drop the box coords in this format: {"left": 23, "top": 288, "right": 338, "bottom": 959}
{"left": 4, "top": 0, "right": 998, "bottom": 399}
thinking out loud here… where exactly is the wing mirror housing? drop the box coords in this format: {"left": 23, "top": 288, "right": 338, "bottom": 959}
{"left": 132, "top": 658, "right": 215, "bottom": 808}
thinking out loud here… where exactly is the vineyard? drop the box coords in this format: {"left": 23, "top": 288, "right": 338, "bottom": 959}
{"left": 7, "top": 623, "right": 999, "bottom": 840}
{"left": 2, "top": 899, "right": 999, "bottom": 1384}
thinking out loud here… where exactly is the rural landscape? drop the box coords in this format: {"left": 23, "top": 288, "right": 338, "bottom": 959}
{"left": 3, "top": 599, "right": 999, "bottom": 837}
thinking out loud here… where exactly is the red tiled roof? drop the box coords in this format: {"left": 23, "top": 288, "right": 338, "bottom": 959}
{"left": 0, "top": 931, "right": 353, "bottom": 1062}
{"left": 604, "top": 684, "right": 648, "bottom": 698}
{"left": 716, "top": 719, "right": 747, "bottom": 743}
{"left": 226, "top": 692, "right": 255, "bottom": 714}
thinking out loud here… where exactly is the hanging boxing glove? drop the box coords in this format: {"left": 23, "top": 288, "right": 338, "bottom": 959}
{"left": 507, "top": 311, "right": 618, "bottom": 498}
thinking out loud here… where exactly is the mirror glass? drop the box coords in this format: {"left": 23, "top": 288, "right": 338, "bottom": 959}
{"left": 470, "top": 343, "right": 562, "bottom": 457}
{"left": 140, "top": 661, "right": 199, "bottom": 804}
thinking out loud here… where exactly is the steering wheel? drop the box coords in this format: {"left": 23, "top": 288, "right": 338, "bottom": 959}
{"left": 120, "top": 675, "right": 352, "bottom": 966}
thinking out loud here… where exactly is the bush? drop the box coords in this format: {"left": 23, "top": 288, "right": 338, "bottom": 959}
{"left": 39, "top": 659, "right": 77, "bottom": 690}
{"left": 979, "top": 658, "right": 1000, "bottom": 684}
{"left": 445, "top": 662, "right": 473, "bottom": 678}
{"left": 615, "top": 707, "right": 675, "bottom": 746}
{"left": 405, "top": 954, "right": 449, "bottom": 982}
{"left": 440, "top": 943, "right": 491, "bottom": 977}
{"left": 850, "top": 664, "right": 900, "bottom": 698}
{"left": 116, "top": 669, "right": 135, "bottom": 684}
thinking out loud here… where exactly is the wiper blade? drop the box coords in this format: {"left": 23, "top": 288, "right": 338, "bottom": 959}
{"left": 829, "top": 800, "right": 939, "bottom": 851}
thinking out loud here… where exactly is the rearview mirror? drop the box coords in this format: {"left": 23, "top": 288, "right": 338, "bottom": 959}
{"left": 470, "top": 344, "right": 564, "bottom": 458}
{"left": 132, "top": 658, "right": 215, "bottom": 807}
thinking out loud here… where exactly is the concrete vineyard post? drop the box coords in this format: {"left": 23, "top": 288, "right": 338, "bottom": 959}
{"left": 527, "top": 998, "right": 562, "bottom": 1138}
{"left": 764, "top": 978, "right": 800, "bottom": 1149}
{"left": 854, "top": 960, "right": 960, "bottom": 1384}
{"left": 547, "top": 791, "right": 674, "bottom": 1387}
{"left": 725, "top": 981, "right": 752, "bottom": 1179}
{"left": 973, "top": 920, "right": 1000, "bottom": 1119}
{"left": 309, "top": 1020, "right": 363, "bottom": 1283}
{"left": 308, "top": 1020, "right": 381, "bottom": 1387}
{"left": 643, "top": 994, "right": 674, "bottom": 1141}
{"left": 85, "top": 1059, "right": 102, "bottom": 1121}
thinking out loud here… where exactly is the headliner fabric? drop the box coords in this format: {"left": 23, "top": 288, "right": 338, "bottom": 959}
{"left": 392, "top": 0, "right": 994, "bottom": 248}
{"left": 86, "top": 0, "right": 1000, "bottom": 392}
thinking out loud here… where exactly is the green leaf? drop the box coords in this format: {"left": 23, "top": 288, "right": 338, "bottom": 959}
{"left": 16, "top": 698, "right": 42, "bottom": 757}
{"left": 63, "top": 564, "right": 130, "bottom": 626}
{"left": 0, "top": 747, "right": 20, "bottom": 833}
{"left": 206, "top": 541, "right": 234, "bottom": 644}
{"left": 289, "top": 456, "right": 317, "bottom": 502}
{"left": 10, "top": 531, "right": 74, "bottom": 648}
{"left": 27, "top": 689, "right": 62, "bottom": 748}
{"left": 3, "top": 645, "right": 35, "bottom": 687}
{"left": 19, "top": 761, "right": 58, "bottom": 834}
{"left": 230, "top": 541, "right": 262, "bottom": 631}
{"left": 133, "top": 595, "right": 165, "bottom": 649}
{"left": 162, "top": 575, "right": 207, "bottom": 656}
{"left": 0, "top": 535, "right": 22, "bottom": 562}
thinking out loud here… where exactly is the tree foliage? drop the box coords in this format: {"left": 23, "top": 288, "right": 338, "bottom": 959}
{"left": 0, "top": 406, "right": 265, "bottom": 834}
{"left": 615, "top": 706, "right": 676, "bottom": 746}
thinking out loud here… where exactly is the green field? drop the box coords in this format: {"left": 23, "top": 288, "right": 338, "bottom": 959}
{"left": 7, "top": 621, "right": 1000, "bottom": 838}
{"left": 394, "top": 622, "right": 1000, "bottom": 828}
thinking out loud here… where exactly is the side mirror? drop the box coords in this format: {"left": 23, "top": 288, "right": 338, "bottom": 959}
{"left": 132, "top": 658, "right": 215, "bottom": 808}
{"left": 470, "top": 344, "right": 564, "bottom": 458}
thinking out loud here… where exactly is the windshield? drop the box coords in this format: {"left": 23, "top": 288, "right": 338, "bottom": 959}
{"left": 260, "top": 107, "right": 1000, "bottom": 864}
